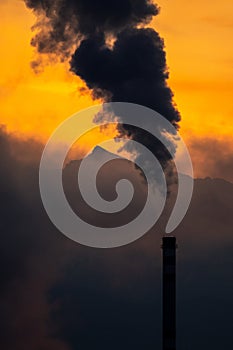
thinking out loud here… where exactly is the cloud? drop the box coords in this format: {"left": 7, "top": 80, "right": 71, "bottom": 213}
{"left": 188, "top": 137, "right": 233, "bottom": 183}
{"left": 0, "top": 128, "right": 232, "bottom": 349}
{"left": 25, "top": 0, "right": 159, "bottom": 53}
{"left": 0, "top": 127, "right": 72, "bottom": 350}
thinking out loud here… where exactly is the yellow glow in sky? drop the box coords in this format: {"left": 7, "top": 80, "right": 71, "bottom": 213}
{"left": 0, "top": 0, "right": 96, "bottom": 140}
{"left": 155, "top": 0, "right": 233, "bottom": 139}
{"left": 0, "top": 0, "right": 232, "bottom": 149}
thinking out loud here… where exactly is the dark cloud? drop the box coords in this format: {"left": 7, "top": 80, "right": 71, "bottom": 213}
{"left": 70, "top": 23, "right": 180, "bottom": 172}
{"left": 51, "top": 173, "right": 233, "bottom": 350}
{"left": 71, "top": 28, "right": 180, "bottom": 168}
{"left": 0, "top": 127, "right": 72, "bottom": 350}
{"left": 0, "top": 128, "right": 233, "bottom": 349}
{"left": 25, "top": 0, "right": 158, "bottom": 36}
{"left": 24, "top": 0, "right": 158, "bottom": 56}
{"left": 71, "top": 28, "right": 176, "bottom": 117}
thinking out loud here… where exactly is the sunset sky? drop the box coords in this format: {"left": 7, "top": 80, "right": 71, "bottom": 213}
{"left": 0, "top": 2, "right": 233, "bottom": 350}
{"left": 0, "top": 0, "right": 232, "bottom": 179}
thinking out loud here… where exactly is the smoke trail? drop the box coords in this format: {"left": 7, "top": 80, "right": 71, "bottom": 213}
{"left": 25, "top": 0, "right": 180, "bottom": 169}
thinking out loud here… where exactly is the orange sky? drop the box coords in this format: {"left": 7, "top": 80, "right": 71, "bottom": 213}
{"left": 0, "top": 0, "right": 232, "bottom": 170}
{"left": 154, "top": 0, "right": 233, "bottom": 139}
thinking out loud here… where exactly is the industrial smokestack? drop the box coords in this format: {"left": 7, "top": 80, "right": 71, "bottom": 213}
{"left": 162, "top": 236, "right": 177, "bottom": 350}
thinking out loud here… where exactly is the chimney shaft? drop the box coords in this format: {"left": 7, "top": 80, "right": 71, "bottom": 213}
{"left": 162, "top": 236, "right": 176, "bottom": 350}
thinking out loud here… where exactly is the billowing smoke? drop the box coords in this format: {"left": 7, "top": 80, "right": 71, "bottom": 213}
{"left": 24, "top": 0, "right": 180, "bottom": 170}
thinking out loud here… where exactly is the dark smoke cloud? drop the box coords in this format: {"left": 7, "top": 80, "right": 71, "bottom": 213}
{"left": 71, "top": 28, "right": 175, "bottom": 114}
{"left": 25, "top": 0, "right": 159, "bottom": 37}
{"left": 24, "top": 0, "right": 180, "bottom": 170}
{"left": 25, "top": 0, "right": 159, "bottom": 57}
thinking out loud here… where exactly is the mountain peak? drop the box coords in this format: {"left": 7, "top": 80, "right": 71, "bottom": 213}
{"left": 92, "top": 146, "right": 108, "bottom": 155}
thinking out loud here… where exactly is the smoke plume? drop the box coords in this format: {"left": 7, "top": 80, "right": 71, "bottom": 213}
{"left": 24, "top": 0, "right": 180, "bottom": 169}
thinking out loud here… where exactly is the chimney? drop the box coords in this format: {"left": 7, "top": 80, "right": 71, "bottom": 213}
{"left": 162, "top": 236, "right": 177, "bottom": 350}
